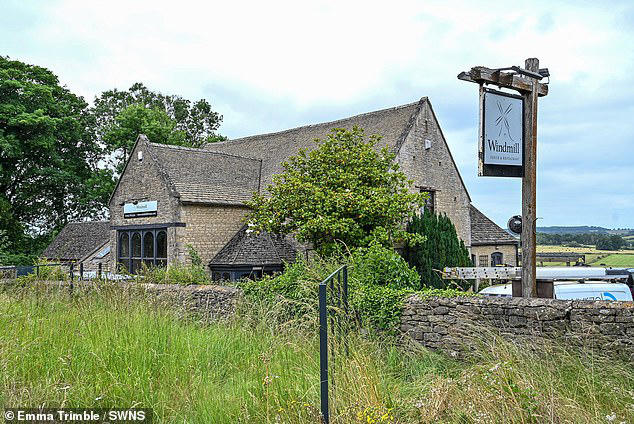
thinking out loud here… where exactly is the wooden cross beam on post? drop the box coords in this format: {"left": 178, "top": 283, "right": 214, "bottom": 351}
{"left": 458, "top": 58, "right": 549, "bottom": 298}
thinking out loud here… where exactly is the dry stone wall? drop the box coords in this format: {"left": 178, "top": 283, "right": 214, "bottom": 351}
{"left": 1, "top": 280, "right": 240, "bottom": 321}
{"left": 401, "top": 295, "right": 634, "bottom": 360}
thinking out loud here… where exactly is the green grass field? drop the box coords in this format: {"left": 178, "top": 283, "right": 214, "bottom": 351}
{"left": 591, "top": 254, "right": 634, "bottom": 267}
{"left": 1, "top": 285, "right": 633, "bottom": 423}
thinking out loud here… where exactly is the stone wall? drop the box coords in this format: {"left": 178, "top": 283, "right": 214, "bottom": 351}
{"left": 140, "top": 282, "right": 240, "bottom": 320}
{"left": 179, "top": 204, "right": 249, "bottom": 267}
{"left": 401, "top": 295, "right": 634, "bottom": 360}
{"left": 1, "top": 280, "right": 241, "bottom": 321}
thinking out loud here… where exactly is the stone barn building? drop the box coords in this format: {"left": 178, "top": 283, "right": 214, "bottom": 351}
{"left": 48, "top": 97, "right": 516, "bottom": 279}
{"left": 41, "top": 221, "right": 111, "bottom": 272}
{"left": 470, "top": 205, "right": 519, "bottom": 267}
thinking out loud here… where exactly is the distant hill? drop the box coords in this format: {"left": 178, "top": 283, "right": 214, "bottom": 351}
{"left": 537, "top": 226, "right": 634, "bottom": 235}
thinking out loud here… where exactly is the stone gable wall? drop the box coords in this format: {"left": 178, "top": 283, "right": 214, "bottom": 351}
{"left": 397, "top": 102, "right": 472, "bottom": 246}
{"left": 401, "top": 295, "right": 634, "bottom": 360}
{"left": 109, "top": 141, "right": 183, "bottom": 271}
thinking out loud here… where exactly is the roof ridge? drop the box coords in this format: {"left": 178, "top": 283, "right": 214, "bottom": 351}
{"left": 204, "top": 98, "right": 427, "bottom": 147}
{"left": 147, "top": 142, "right": 260, "bottom": 162}
{"left": 266, "top": 232, "right": 284, "bottom": 264}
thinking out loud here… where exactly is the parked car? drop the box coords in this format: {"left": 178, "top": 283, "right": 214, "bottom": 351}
{"left": 480, "top": 281, "right": 633, "bottom": 301}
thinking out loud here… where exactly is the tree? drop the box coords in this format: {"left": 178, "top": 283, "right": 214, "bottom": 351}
{"left": 246, "top": 126, "right": 425, "bottom": 255}
{"left": 92, "top": 83, "right": 225, "bottom": 172}
{"left": 402, "top": 208, "right": 472, "bottom": 289}
{"left": 596, "top": 234, "right": 625, "bottom": 251}
{"left": 102, "top": 104, "right": 187, "bottom": 174}
{"left": 0, "top": 56, "right": 103, "bottom": 262}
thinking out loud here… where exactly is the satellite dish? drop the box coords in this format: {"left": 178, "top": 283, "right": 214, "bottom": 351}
{"left": 508, "top": 215, "right": 522, "bottom": 234}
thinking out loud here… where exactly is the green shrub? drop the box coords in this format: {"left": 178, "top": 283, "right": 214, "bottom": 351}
{"left": 349, "top": 242, "right": 420, "bottom": 289}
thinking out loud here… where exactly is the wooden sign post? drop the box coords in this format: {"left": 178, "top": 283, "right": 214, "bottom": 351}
{"left": 458, "top": 58, "right": 549, "bottom": 297}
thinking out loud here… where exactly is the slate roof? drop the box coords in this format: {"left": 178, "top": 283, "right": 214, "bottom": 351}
{"left": 146, "top": 141, "right": 262, "bottom": 205}
{"left": 203, "top": 99, "right": 426, "bottom": 188}
{"left": 470, "top": 206, "right": 519, "bottom": 246}
{"left": 209, "top": 225, "right": 298, "bottom": 267}
{"left": 41, "top": 221, "right": 110, "bottom": 261}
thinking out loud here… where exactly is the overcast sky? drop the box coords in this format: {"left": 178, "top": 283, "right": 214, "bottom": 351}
{"left": 2, "top": 0, "right": 633, "bottom": 229}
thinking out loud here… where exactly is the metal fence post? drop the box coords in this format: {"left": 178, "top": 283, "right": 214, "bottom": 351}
{"left": 319, "top": 282, "right": 329, "bottom": 424}
{"left": 69, "top": 263, "right": 74, "bottom": 293}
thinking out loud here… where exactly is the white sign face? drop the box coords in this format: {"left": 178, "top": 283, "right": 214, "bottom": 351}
{"left": 482, "top": 90, "right": 523, "bottom": 166}
{"left": 123, "top": 200, "right": 157, "bottom": 218}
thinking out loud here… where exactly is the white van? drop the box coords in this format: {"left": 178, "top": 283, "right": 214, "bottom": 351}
{"left": 480, "top": 281, "right": 633, "bottom": 301}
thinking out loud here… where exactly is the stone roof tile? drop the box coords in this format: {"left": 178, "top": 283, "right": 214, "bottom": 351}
{"left": 470, "top": 205, "right": 519, "bottom": 246}
{"left": 210, "top": 225, "right": 298, "bottom": 267}
{"left": 203, "top": 99, "right": 425, "bottom": 188}
{"left": 146, "top": 142, "right": 261, "bottom": 205}
{"left": 41, "top": 221, "right": 110, "bottom": 261}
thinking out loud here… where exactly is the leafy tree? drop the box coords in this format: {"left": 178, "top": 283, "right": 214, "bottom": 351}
{"left": 0, "top": 56, "right": 103, "bottom": 262}
{"left": 103, "top": 104, "right": 187, "bottom": 173}
{"left": 596, "top": 235, "right": 625, "bottom": 251}
{"left": 246, "top": 126, "right": 425, "bottom": 255}
{"left": 402, "top": 208, "right": 472, "bottom": 289}
{"left": 92, "top": 82, "right": 225, "bottom": 172}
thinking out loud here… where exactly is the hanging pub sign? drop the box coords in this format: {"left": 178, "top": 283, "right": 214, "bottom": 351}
{"left": 479, "top": 87, "right": 524, "bottom": 177}
{"left": 123, "top": 200, "right": 157, "bottom": 218}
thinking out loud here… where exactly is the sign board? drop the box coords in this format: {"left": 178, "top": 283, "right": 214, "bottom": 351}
{"left": 123, "top": 201, "right": 157, "bottom": 218}
{"left": 479, "top": 87, "right": 524, "bottom": 177}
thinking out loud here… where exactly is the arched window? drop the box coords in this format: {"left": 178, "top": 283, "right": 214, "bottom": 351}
{"left": 119, "top": 233, "right": 129, "bottom": 257}
{"left": 143, "top": 232, "right": 154, "bottom": 267}
{"left": 156, "top": 230, "right": 167, "bottom": 267}
{"left": 118, "top": 233, "right": 130, "bottom": 272}
{"left": 131, "top": 232, "right": 142, "bottom": 273}
{"left": 491, "top": 252, "right": 503, "bottom": 266}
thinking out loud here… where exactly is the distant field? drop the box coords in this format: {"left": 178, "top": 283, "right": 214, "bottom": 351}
{"left": 537, "top": 245, "right": 622, "bottom": 255}
{"left": 535, "top": 245, "right": 634, "bottom": 267}
{"left": 590, "top": 254, "right": 634, "bottom": 267}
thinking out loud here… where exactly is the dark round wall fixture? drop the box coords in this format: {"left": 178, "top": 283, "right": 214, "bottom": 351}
{"left": 508, "top": 215, "right": 522, "bottom": 234}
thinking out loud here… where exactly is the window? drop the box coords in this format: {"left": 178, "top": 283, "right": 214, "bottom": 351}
{"left": 420, "top": 189, "right": 435, "bottom": 214}
{"left": 491, "top": 252, "right": 503, "bottom": 266}
{"left": 478, "top": 255, "right": 489, "bottom": 267}
{"left": 117, "top": 228, "right": 167, "bottom": 273}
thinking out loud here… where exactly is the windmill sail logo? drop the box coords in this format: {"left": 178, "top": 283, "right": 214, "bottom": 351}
{"left": 495, "top": 100, "right": 515, "bottom": 142}
{"left": 482, "top": 90, "right": 523, "bottom": 166}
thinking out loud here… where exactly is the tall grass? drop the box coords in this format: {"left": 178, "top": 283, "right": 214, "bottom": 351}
{"left": 0, "top": 285, "right": 632, "bottom": 423}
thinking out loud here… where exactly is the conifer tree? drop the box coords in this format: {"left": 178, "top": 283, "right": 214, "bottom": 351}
{"left": 403, "top": 209, "right": 472, "bottom": 289}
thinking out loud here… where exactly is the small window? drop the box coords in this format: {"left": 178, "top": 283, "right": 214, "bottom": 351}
{"left": 478, "top": 255, "right": 489, "bottom": 267}
{"left": 420, "top": 189, "right": 435, "bottom": 214}
{"left": 491, "top": 252, "right": 503, "bottom": 266}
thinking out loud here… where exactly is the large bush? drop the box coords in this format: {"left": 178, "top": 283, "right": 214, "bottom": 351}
{"left": 246, "top": 126, "right": 425, "bottom": 255}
